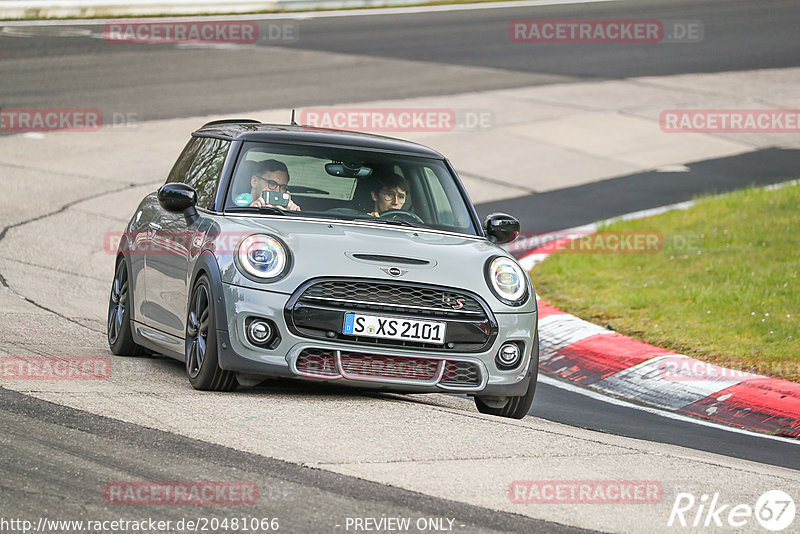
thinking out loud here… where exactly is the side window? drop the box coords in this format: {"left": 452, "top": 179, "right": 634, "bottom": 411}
{"left": 423, "top": 167, "right": 455, "bottom": 226}
{"left": 166, "top": 138, "right": 199, "bottom": 185}
{"left": 166, "top": 136, "right": 230, "bottom": 210}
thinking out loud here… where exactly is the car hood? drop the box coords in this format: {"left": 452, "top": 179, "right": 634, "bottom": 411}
{"left": 215, "top": 216, "right": 533, "bottom": 313}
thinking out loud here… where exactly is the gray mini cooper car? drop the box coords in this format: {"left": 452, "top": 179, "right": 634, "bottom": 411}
{"left": 107, "top": 119, "right": 539, "bottom": 418}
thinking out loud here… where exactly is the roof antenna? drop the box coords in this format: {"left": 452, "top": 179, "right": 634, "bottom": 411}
{"left": 290, "top": 109, "right": 298, "bottom": 126}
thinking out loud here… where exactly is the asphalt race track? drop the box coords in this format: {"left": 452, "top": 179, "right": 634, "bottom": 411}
{"left": 0, "top": 387, "right": 578, "bottom": 534}
{"left": 2, "top": 0, "right": 800, "bottom": 119}
{"left": 1, "top": 0, "right": 799, "bottom": 532}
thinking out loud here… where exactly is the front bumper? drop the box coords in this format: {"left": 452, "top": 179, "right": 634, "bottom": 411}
{"left": 217, "top": 282, "right": 537, "bottom": 396}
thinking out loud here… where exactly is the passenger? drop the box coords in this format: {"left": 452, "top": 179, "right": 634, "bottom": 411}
{"left": 368, "top": 173, "right": 409, "bottom": 217}
{"left": 246, "top": 159, "right": 301, "bottom": 211}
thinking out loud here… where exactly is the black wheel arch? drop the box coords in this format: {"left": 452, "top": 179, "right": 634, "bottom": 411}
{"left": 189, "top": 251, "right": 244, "bottom": 374}
{"left": 189, "top": 251, "right": 229, "bottom": 334}
{"left": 114, "top": 234, "right": 136, "bottom": 323}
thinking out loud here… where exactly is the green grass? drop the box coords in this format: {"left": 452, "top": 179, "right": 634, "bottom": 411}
{"left": 532, "top": 181, "right": 800, "bottom": 382}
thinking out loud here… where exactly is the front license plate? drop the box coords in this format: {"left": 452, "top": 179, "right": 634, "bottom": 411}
{"left": 343, "top": 313, "right": 446, "bottom": 344}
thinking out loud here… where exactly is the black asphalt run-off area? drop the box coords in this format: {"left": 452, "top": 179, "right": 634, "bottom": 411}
{"left": 476, "top": 148, "right": 800, "bottom": 233}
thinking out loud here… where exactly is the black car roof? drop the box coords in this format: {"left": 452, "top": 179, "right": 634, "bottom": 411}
{"left": 194, "top": 121, "right": 445, "bottom": 158}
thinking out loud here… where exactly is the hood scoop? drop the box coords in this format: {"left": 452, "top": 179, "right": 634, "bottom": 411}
{"left": 350, "top": 253, "right": 431, "bottom": 266}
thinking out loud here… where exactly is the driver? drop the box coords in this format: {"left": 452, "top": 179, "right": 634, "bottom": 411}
{"left": 247, "top": 159, "right": 301, "bottom": 211}
{"left": 368, "top": 173, "right": 409, "bottom": 217}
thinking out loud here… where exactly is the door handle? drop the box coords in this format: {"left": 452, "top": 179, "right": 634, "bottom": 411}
{"left": 148, "top": 222, "right": 162, "bottom": 231}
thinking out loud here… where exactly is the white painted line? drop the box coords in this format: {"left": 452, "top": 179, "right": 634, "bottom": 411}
{"left": 0, "top": 0, "right": 621, "bottom": 25}
{"left": 763, "top": 178, "right": 799, "bottom": 191}
{"left": 538, "top": 374, "right": 800, "bottom": 445}
{"left": 603, "top": 200, "right": 694, "bottom": 225}
{"left": 519, "top": 253, "right": 547, "bottom": 270}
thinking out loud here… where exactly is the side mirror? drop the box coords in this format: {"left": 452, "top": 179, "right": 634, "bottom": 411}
{"left": 483, "top": 213, "right": 520, "bottom": 245}
{"left": 158, "top": 183, "right": 198, "bottom": 223}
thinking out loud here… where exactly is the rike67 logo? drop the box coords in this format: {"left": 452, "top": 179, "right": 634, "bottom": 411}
{"left": 668, "top": 490, "right": 795, "bottom": 531}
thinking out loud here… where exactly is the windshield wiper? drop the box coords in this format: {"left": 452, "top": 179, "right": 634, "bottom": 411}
{"left": 226, "top": 207, "right": 422, "bottom": 228}
{"left": 226, "top": 206, "right": 292, "bottom": 216}
{"left": 366, "top": 218, "right": 422, "bottom": 228}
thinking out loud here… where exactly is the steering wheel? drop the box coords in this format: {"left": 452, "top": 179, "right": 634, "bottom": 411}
{"left": 379, "top": 210, "right": 424, "bottom": 224}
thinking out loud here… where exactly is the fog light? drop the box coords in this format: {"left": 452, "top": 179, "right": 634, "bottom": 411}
{"left": 496, "top": 342, "right": 522, "bottom": 369}
{"left": 246, "top": 319, "right": 272, "bottom": 346}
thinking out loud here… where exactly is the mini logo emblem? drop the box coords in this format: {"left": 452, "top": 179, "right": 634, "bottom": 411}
{"left": 381, "top": 267, "right": 407, "bottom": 277}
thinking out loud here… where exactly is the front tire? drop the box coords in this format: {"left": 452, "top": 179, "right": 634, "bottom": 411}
{"left": 107, "top": 257, "right": 144, "bottom": 356}
{"left": 185, "top": 274, "right": 237, "bottom": 391}
{"left": 474, "top": 333, "right": 539, "bottom": 419}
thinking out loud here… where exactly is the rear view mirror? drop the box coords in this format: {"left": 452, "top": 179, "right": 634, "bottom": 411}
{"left": 325, "top": 162, "right": 373, "bottom": 178}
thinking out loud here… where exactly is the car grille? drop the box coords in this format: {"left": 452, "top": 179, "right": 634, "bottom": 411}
{"left": 294, "top": 347, "right": 338, "bottom": 376}
{"left": 287, "top": 278, "right": 497, "bottom": 352}
{"left": 441, "top": 360, "right": 482, "bottom": 387}
{"left": 295, "top": 348, "right": 483, "bottom": 389}
{"left": 300, "top": 280, "right": 485, "bottom": 317}
{"left": 341, "top": 353, "right": 440, "bottom": 381}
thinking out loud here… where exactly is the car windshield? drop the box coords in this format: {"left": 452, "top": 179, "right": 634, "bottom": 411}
{"left": 223, "top": 141, "right": 478, "bottom": 236}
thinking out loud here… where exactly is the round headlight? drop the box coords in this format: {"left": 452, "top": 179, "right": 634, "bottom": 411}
{"left": 487, "top": 256, "right": 528, "bottom": 305}
{"left": 236, "top": 235, "right": 289, "bottom": 280}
